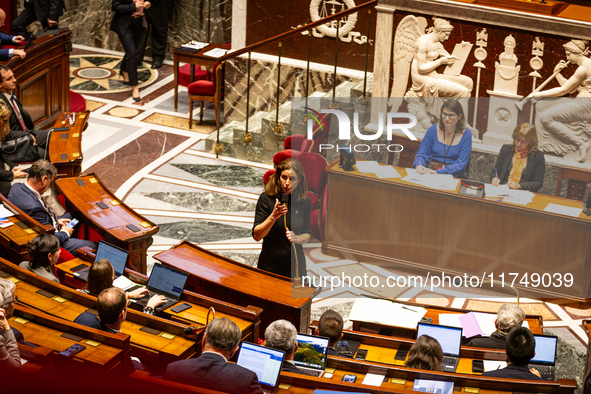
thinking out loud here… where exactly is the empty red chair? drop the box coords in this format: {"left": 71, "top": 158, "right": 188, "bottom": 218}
{"left": 298, "top": 152, "right": 328, "bottom": 211}
{"left": 284, "top": 135, "right": 306, "bottom": 151}
{"left": 273, "top": 149, "right": 300, "bottom": 167}
{"left": 263, "top": 169, "right": 276, "bottom": 184}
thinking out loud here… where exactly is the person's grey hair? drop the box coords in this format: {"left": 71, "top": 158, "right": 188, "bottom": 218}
{"left": 0, "top": 278, "right": 16, "bottom": 307}
{"left": 205, "top": 318, "right": 242, "bottom": 352}
{"left": 497, "top": 303, "right": 525, "bottom": 332}
{"left": 28, "top": 159, "right": 56, "bottom": 181}
{"left": 265, "top": 319, "right": 297, "bottom": 355}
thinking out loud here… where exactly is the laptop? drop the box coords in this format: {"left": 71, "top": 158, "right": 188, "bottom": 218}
{"left": 416, "top": 323, "right": 463, "bottom": 373}
{"left": 293, "top": 333, "right": 330, "bottom": 377}
{"left": 73, "top": 241, "right": 128, "bottom": 282}
{"left": 530, "top": 334, "right": 558, "bottom": 381}
{"left": 236, "top": 342, "right": 285, "bottom": 393}
{"left": 132, "top": 263, "right": 189, "bottom": 312}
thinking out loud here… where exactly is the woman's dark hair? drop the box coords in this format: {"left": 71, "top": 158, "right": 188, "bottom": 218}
{"left": 27, "top": 234, "right": 60, "bottom": 271}
{"left": 264, "top": 159, "right": 308, "bottom": 203}
{"left": 405, "top": 335, "right": 444, "bottom": 372}
{"left": 87, "top": 259, "right": 115, "bottom": 296}
{"left": 438, "top": 99, "right": 466, "bottom": 135}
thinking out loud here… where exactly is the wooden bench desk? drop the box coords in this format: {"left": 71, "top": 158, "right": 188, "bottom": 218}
{"left": 48, "top": 110, "right": 89, "bottom": 178}
{"left": 54, "top": 173, "right": 158, "bottom": 274}
{"left": 0, "top": 258, "right": 196, "bottom": 366}
{"left": 11, "top": 304, "right": 129, "bottom": 374}
{"left": 55, "top": 258, "right": 263, "bottom": 341}
{"left": 154, "top": 240, "right": 320, "bottom": 337}
{"left": 0, "top": 194, "right": 54, "bottom": 262}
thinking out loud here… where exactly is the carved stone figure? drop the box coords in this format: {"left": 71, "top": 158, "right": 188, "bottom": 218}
{"left": 493, "top": 35, "right": 520, "bottom": 95}
{"left": 531, "top": 39, "right": 591, "bottom": 162}
{"left": 389, "top": 16, "right": 473, "bottom": 122}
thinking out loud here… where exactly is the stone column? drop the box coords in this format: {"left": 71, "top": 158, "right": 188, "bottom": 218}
{"left": 232, "top": 0, "right": 247, "bottom": 49}
{"left": 370, "top": 5, "right": 395, "bottom": 125}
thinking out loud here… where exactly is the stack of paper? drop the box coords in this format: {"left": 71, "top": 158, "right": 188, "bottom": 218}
{"left": 0, "top": 217, "right": 12, "bottom": 229}
{"left": 544, "top": 203, "right": 583, "bottom": 218}
{"left": 403, "top": 168, "right": 460, "bottom": 191}
{"left": 203, "top": 48, "right": 229, "bottom": 58}
{"left": 503, "top": 189, "right": 535, "bottom": 205}
{"left": 181, "top": 41, "right": 208, "bottom": 50}
{"left": 439, "top": 311, "right": 528, "bottom": 338}
{"left": 0, "top": 204, "right": 15, "bottom": 218}
{"left": 484, "top": 184, "right": 510, "bottom": 198}
{"left": 113, "top": 275, "right": 137, "bottom": 291}
{"left": 348, "top": 298, "right": 427, "bottom": 328}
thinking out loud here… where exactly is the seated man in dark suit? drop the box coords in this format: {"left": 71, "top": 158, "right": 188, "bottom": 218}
{"left": 74, "top": 287, "right": 127, "bottom": 334}
{"left": 164, "top": 317, "right": 263, "bottom": 394}
{"left": 0, "top": 65, "right": 49, "bottom": 160}
{"left": 316, "top": 309, "right": 344, "bottom": 356}
{"left": 468, "top": 303, "right": 525, "bottom": 350}
{"left": 8, "top": 160, "right": 97, "bottom": 256}
{"left": 482, "top": 327, "right": 542, "bottom": 380}
{"left": 264, "top": 319, "right": 304, "bottom": 374}
{"left": 0, "top": 10, "right": 26, "bottom": 61}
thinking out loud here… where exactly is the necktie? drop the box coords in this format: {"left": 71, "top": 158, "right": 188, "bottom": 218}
{"left": 10, "top": 96, "right": 27, "bottom": 132}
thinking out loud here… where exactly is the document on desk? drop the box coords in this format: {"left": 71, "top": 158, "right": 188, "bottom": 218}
{"left": 181, "top": 41, "right": 208, "bottom": 50}
{"left": 483, "top": 360, "right": 507, "bottom": 372}
{"left": 203, "top": 48, "right": 229, "bottom": 58}
{"left": 355, "top": 161, "right": 381, "bottom": 173}
{"left": 544, "top": 203, "right": 583, "bottom": 218}
{"left": 113, "top": 275, "right": 138, "bottom": 291}
{"left": 0, "top": 204, "right": 14, "bottom": 218}
{"left": 473, "top": 312, "right": 497, "bottom": 337}
{"left": 362, "top": 373, "right": 385, "bottom": 386}
{"left": 374, "top": 165, "right": 401, "bottom": 179}
{"left": 438, "top": 313, "right": 462, "bottom": 328}
{"left": 349, "top": 298, "right": 426, "bottom": 328}
{"left": 484, "top": 184, "right": 510, "bottom": 198}
{"left": 459, "top": 312, "right": 483, "bottom": 338}
{"left": 503, "top": 189, "right": 534, "bottom": 205}
{"left": 403, "top": 169, "right": 459, "bottom": 191}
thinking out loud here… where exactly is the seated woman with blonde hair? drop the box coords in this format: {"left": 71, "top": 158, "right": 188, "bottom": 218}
{"left": 0, "top": 101, "right": 26, "bottom": 193}
{"left": 405, "top": 335, "right": 444, "bottom": 371}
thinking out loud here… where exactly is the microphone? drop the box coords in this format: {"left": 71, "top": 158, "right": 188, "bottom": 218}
{"left": 281, "top": 192, "right": 290, "bottom": 207}
{"left": 184, "top": 326, "right": 204, "bottom": 335}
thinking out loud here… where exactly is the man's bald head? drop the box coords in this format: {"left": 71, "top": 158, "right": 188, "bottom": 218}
{"left": 97, "top": 287, "right": 126, "bottom": 325}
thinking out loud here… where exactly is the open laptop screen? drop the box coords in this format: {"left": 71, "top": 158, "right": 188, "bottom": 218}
{"left": 236, "top": 342, "right": 284, "bottom": 388}
{"left": 293, "top": 333, "right": 329, "bottom": 370}
{"left": 531, "top": 335, "right": 557, "bottom": 364}
{"left": 417, "top": 323, "right": 463, "bottom": 357}
{"left": 147, "top": 264, "right": 188, "bottom": 298}
{"left": 95, "top": 241, "right": 128, "bottom": 275}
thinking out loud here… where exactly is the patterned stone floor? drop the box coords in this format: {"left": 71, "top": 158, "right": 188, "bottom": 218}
{"left": 73, "top": 44, "right": 590, "bottom": 388}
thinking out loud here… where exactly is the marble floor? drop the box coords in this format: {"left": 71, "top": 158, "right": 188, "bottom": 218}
{"left": 72, "top": 44, "right": 590, "bottom": 390}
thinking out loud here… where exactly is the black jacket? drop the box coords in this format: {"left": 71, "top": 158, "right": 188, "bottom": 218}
{"left": 491, "top": 144, "right": 545, "bottom": 192}
{"left": 482, "top": 363, "right": 542, "bottom": 380}
{"left": 110, "top": 0, "right": 138, "bottom": 37}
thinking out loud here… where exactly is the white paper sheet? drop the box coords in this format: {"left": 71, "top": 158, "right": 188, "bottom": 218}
{"left": 473, "top": 312, "right": 497, "bottom": 337}
{"left": 362, "top": 373, "right": 385, "bottom": 386}
{"left": 438, "top": 313, "right": 463, "bottom": 328}
{"left": 544, "top": 203, "right": 583, "bottom": 218}
{"left": 348, "top": 298, "right": 426, "bottom": 329}
{"left": 483, "top": 360, "right": 507, "bottom": 372}
{"left": 484, "top": 184, "right": 510, "bottom": 198}
{"left": 355, "top": 161, "right": 381, "bottom": 173}
{"left": 203, "top": 48, "right": 229, "bottom": 58}
{"left": 374, "top": 166, "right": 401, "bottom": 179}
{"left": 0, "top": 204, "right": 15, "bottom": 218}
{"left": 181, "top": 41, "right": 208, "bottom": 50}
{"left": 113, "top": 276, "right": 137, "bottom": 291}
{"left": 402, "top": 169, "right": 459, "bottom": 191}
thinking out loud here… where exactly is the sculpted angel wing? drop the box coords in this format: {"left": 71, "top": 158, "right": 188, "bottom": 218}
{"left": 389, "top": 15, "right": 426, "bottom": 110}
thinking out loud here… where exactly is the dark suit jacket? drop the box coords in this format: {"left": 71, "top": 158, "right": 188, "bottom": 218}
{"left": 0, "top": 32, "right": 16, "bottom": 60}
{"left": 7, "top": 183, "right": 69, "bottom": 244}
{"left": 0, "top": 93, "right": 35, "bottom": 133}
{"left": 467, "top": 331, "right": 507, "bottom": 350}
{"left": 73, "top": 312, "right": 116, "bottom": 334}
{"left": 491, "top": 144, "right": 546, "bottom": 192}
{"left": 163, "top": 352, "right": 263, "bottom": 394}
{"left": 482, "top": 363, "right": 542, "bottom": 380}
{"left": 110, "top": 0, "right": 138, "bottom": 37}
{"left": 282, "top": 361, "right": 304, "bottom": 374}
{"left": 33, "top": 0, "right": 65, "bottom": 22}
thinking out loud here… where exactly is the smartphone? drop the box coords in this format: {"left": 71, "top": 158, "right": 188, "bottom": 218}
{"left": 342, "top": 374, "right": 357, "bottom": 383}
{"left": 171, "top": 303, "right": 192, "bottom": 313}
{"left": 394, "top": 347, "right": 410, "bottom": 361}
{"left": 59, "top": 343, "right": 86, "bottom": 358}
{"left": 336, "top": 340, "right": 352, "bottom": 356}
{"left": 66, "top": 219, "right": 79, "bottom": 228}
{"left": 472, "top": 359, "right": 484, "bottom": 373}
{"left": 354, "top": 348, "right": 368, "bottom": 360}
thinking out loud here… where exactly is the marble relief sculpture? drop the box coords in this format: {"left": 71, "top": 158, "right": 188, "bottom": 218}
{"left": 389, "top": 16, "right": 473, "bottom": 130}
{"left": 493, "top": 35, "right": 520, "bottom": 95}
{"left": 530, "top": 39, "right": 591, "bottom": 162}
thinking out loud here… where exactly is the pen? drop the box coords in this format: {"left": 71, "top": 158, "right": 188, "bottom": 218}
{"left": 495, "top": 169, "right": 498, "bottom": 178}
{"left": 402, "top": 306, "right": 417, "bottom": 312}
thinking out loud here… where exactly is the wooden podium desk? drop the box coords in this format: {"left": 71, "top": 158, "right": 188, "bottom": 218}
{"left": 55, "top": 258, "right": 262, "bottom": 342}
{"left": 2, "top": 30, "right": 72, "bottom": 130}
{"left": 154, "top": 241, "right": 320, "bottom": 337}
{"left": 173, "top": 42, "right": 227, "bottom": 111}
{"left": 54, "top": 174, "right": 158, "bottom": 274}
{"left": 11, "top": 304, "right": 128, "bottom": 374}
{"left": 324, "top": 160, "right": 591, "bottom": 302}
{"left": 49, "top": 110, "right": 90, "bottom": 178}
{"left": 0, "top": 194, "right": 54, "bottom": 262}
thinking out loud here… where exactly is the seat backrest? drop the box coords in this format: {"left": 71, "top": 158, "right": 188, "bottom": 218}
{"left": 556, "top": 166, "right": 591, "bottom": 201}
{"left": 284, "top": 134, "right": 306, "bottom": 151}
{"left": 298, "top": 152, "right": 329, "bottom": 195}
{"left": 389, "top": 135, "right": 422, "bottom": 167}
{"left": 263, "top": 169, "right": 275, "bottom": 185}
{"left": 273, "top": 149, "right": 300, "bottom": 167}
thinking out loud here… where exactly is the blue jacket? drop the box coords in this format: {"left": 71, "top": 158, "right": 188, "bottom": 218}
{"left": 0, "top": 32, "right": 16, "bottom": 60}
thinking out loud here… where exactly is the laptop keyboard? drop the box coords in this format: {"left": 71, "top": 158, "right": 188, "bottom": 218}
{"left": 300, "top": 368, "right": 323, "bottom": 377}
{"left": 531, "top": 365, "right": 553, "bottom": 380}
{"left": 443, "top": 357, "right": 456, "bottom": 365}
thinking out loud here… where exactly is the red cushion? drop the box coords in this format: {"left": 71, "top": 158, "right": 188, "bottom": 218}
{"left": 284, "top": 135, "right": 306, "bottom": 151}
{"left": 301, "top": 139, "right": 314, "bottom": 153}
{"left": 263, "top": 169, "right": 275, "bottom": 185}
{"left": 179, "top": 63, "right": 209, "bottom": 87}
{"left": 57, "top": 247, "right": 75, "bottom": 264}
{"left": 307, "top": 192, "right": 319, "bottom": 210}
{"left": 298, "top": 152, "right": 328, "bottom": 195}
{"left": 188, "top": 80, "right": 215, "bottom": 96}
{"left": 273, "top": 150, "right": 300, "bottom": 167}
{"left": 70, "top": 91, "right": 86, "bottom": 113}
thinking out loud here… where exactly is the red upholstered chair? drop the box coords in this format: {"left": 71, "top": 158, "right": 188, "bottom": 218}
{"left": 273, "top": 149, "right": 301, "bottom": 167}
{"left": 69, "top": 91, "right": 86, "bottom": 113}
{"left": 188, "top": 62, "right": 224, "bottom": 128}
{"left": 263, "top": 169, "right": 276, "bottom": 184}
{"left": 300, "top": 139, "right": 314, "bottom": 153}
{"left": 179, "top": 64, "right": 209, "bottom": 87}
{"left": 56, "top": 248, "right": 75, "bottom": 264}
{"left": 311, "top": 183, "right": 328, "bottom": 241}
{"left": 284, "top": 135, "right": 306, "bottom": 151}
{"left": 298, "top": 152, "right": 329, "bottom": 211}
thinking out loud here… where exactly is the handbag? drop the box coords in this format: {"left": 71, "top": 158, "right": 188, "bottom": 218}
{"left": 0, "top": 134, "right": 39, "bottom": 164}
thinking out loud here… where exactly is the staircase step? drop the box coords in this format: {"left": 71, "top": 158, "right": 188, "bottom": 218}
{"left": 350, "top": 74, "right": 373, "bottom": 98}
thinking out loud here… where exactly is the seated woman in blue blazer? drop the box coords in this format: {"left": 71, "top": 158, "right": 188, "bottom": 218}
{"left": 491, "top": 123, "right": 545, "bottom": 192}
{"left": 413, "top": 99, "right": 472, "bottom": 178}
